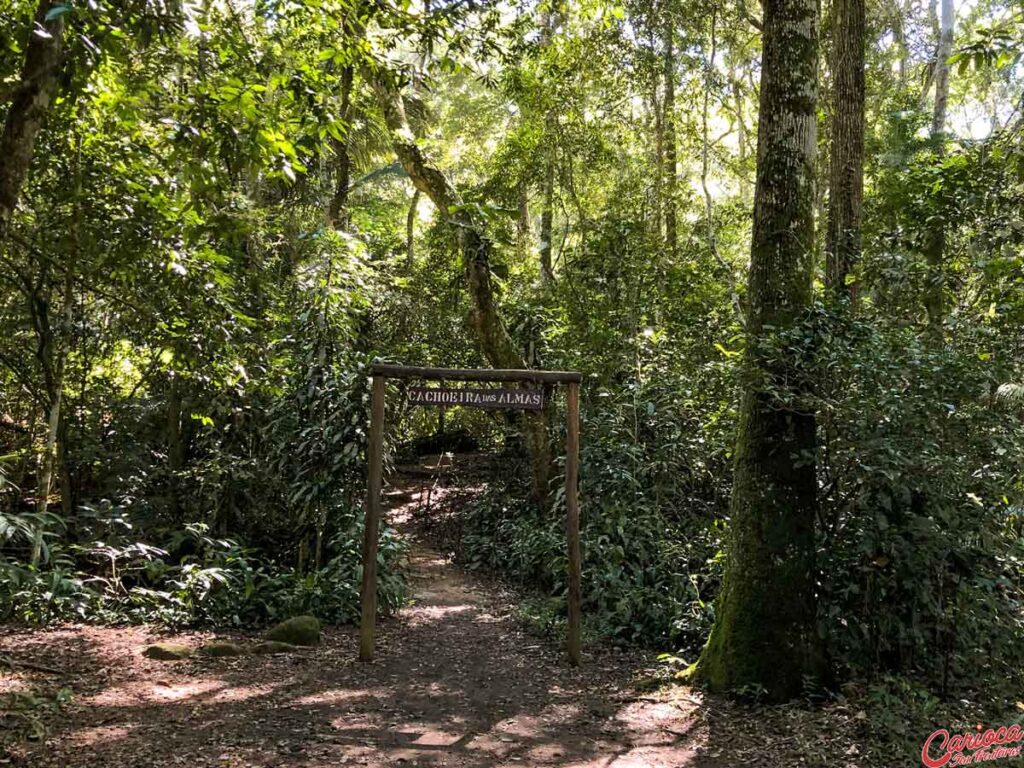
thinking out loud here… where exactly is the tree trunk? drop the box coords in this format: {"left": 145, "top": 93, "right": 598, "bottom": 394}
{"left": 695, "top": 0, "right": 823, "bottom": 701}
{"left": 924, "top": 0, "right": 953, "bottom": 337}
{"left": 732, "top": 74, "right": 750, "bottom": 199}
{"left": 891, "top": 0, "right": 908, "bottom": 88}
{"left": 32, "top": 273, "right": 72, "bottom": 528}
{"left": 327, "top": 65, "right": 354, "bottom": 231}
{"left": 651, "top": 89, "right": 665, "bottom": 239}
{"left": 663, "top": 18, "right": 678, "bottom": 257}
{"left": 58, "top": 417, "right": 72, "bottom": 517}
{"left": 166, "top": 373, "right": 185, "bottom": 521}
{"left": 406, "top": 189, "right": 420, "bottom": 268}
{"left": 372, "top": 75, "right": 554, "bottom": 502}
{"left": 538, "top": 3, "right": 559, "bottom": 284}
{"left": 701, "top": 11, "right": 719, "bottom": 259}
{"left": 516, "top": 181, "right": 532, "bottom": 263}
{"left": 539, "top": 158, "right": 555, "bottom": 283}
{"left": 932, "top": 0, "right": 953, "bottom": 137}
{"left": 32, "top": 376, "right": 62, "bottom": 564}
{"left": 825, "top": 0, "right": 866, "bottom": 300}
{"left": 37, "top": 375, "right": 62, "bottom": 516}
{"left": 0, "top": 0, "right": 66, "bottom": 238}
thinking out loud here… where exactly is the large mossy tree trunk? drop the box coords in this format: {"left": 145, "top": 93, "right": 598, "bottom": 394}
{"left": 0, "top": 0, "right": 66, "bottom": 238}
{"left": 694, "top": 0, "right": 823, "bottom": 701}
{"left": 372, "top": 76, "right": 554, "bottom": 503}
{"left": 825, "top": 0, "right": 865, "bottom": 300}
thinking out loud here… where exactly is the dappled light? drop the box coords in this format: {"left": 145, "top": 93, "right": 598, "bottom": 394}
{"left": 2, "top": 481, "right": 878, "bottom": 766}
{"left": 3, "top": 0, "right": 1024, "bottom": 764}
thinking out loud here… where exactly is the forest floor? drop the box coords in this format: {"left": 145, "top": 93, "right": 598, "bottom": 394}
{"left": 2, "top": 473, "right": 875, "bottom": 767}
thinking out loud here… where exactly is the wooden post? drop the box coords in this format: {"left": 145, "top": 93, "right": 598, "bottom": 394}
{"left": 565, "top": 381, "right": 582, "bottom": 666}
{"left": 359, "top": 375, "right": 386, "bottom": 662}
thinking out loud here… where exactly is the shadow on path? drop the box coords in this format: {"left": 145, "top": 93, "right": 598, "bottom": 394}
{"left": 2, "top": 481, "right": 723, "bottom": 767}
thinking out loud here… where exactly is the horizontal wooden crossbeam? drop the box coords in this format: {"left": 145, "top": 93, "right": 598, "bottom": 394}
{"left": 369, "top": 363, "right": 582, "bottom": 384}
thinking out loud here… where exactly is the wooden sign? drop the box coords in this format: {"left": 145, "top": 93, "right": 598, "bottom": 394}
{"left": 407, "top": 386, "right": 544, "bottom": 411}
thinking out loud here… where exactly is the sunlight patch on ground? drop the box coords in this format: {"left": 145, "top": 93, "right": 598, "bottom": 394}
{"left": 66, "top": 723, "right": 139, "bottom": 747}
{"left": 292, "top": 686, "right": 388, "bottom": 706}
{"left": 606, "top": 744, "right": 702, "bottom": 767}
{"left": 411, "top": 727, "right": 466, "bottom": 747}
{"left": 0, "top": 676, "right": 31, "bottom": 695}
{"left": 207, "top": 682, "right": 281, "bottom": 703}
{"left": 327, "top": 717, "right": 377, "bottom": 733}
{"left": 81, "top": 677, "right": 275, "bottom": 707}
{"left": 389, "top": 722, "right": 468, "bottom": 747}
{"left": 152, "top": 680, "right": 225, "bottom": 702}
{"left": 406, "top": 604, "right": 475, "bottom": 624}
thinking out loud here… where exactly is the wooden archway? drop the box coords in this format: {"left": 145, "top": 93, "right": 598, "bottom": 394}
{"left": 359, "top": 364, "right": 584, "bottom": 666}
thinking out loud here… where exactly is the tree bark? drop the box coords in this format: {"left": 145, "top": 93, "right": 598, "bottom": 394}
{"left": 651, "top": 89, "right": 665, "bottom": 239}
{"left": 58, "top": 419, "right": 72, "bottom": 517}
{"left": 516, "top": 180, "right": 532, "bottom": 263}
{"left": 731, "top": 74, "right": 751, "bottom": 199}
{"left": 891, "top": 0, "right": 908, "bottom": 88}
{"left": 372, "top": 75, "right": 554, "bottom": 502}
{"left": 166, "top": 373, "right": 185, "bottom": 521}
{"left": 695, "top": 0, "right": 823, "bottom": 701}
{"left": 406, "top": 189, "right": 420, "bottom": 268}
{"left": 0, "top": 0, "right": 66, "bottom": 238}
{"left": 701, "top": 11, "right": 719, "bottom": 259}
{"left": 32, "top": 273, "right": 72, "bottom": 528}
{"left": 663, "top": 17, "right": 678, "bottom": 257}
{"left": 327, "top": 65, "right": 354, "bottom": 231}
{"left": 924, "top": 0, "right": 953, "bottom": 337}
{"left": 825, "top": 0, "right": 866, "bottom": 299}
{"left": 932, "top": 0, "right": 953, "bottom": 138}
{"left": 538, "top": 5, "right": 559, "bottom": 284}
{"left": 539, "top": 158, "right": 555, "bottom": 283}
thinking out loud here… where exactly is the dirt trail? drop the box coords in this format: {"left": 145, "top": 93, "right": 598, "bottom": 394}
{"left": 3, "top": 482, "right": 709, "bottom": 767}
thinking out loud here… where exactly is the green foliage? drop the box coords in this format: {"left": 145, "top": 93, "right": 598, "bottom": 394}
{"left": 457, "top": 349, "right": 733, "bottom": 650}
{"left": 0, "top": 518, "right": 407, "bottom": 629}
{"left": 0, "top": 686, "right": 73, "bottom": 746}
{"left": 1, "top": 0, "right": 1023, "bottom": 726}
{"left": 805, "top": 307, "right": 1024, "bottom": 697}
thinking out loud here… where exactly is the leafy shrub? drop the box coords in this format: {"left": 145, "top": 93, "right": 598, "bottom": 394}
{"left": 455, "top": 347, "right": 733, "bottom": 652}
{"left": 0, "top": 518, "right": 407, "bottom": 629}
{"left": 450, "top": 298, "right": 1024, "bottom": 705}
{"left": 0, "top": 686, "right": 74, "bottom": 746}
{"left": 800, "top": 306, "right": 1024, "bottom": 697}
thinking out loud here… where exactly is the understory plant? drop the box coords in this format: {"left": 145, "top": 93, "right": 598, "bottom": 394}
{"left": 0, "top": 514, "right": 407, "bottom": 628}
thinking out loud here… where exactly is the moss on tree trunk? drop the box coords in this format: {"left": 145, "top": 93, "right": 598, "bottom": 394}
{"left": 694, "top": 0, "right": 824, "bottom": 701}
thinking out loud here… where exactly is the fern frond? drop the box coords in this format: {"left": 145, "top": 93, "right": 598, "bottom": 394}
{"left": 995, "top": 382, "right": 1024, "bottom": 407}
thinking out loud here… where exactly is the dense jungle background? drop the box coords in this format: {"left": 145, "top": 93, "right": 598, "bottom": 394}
{"left": 2, "top": 0, "right": 1024, "bottom": 756}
